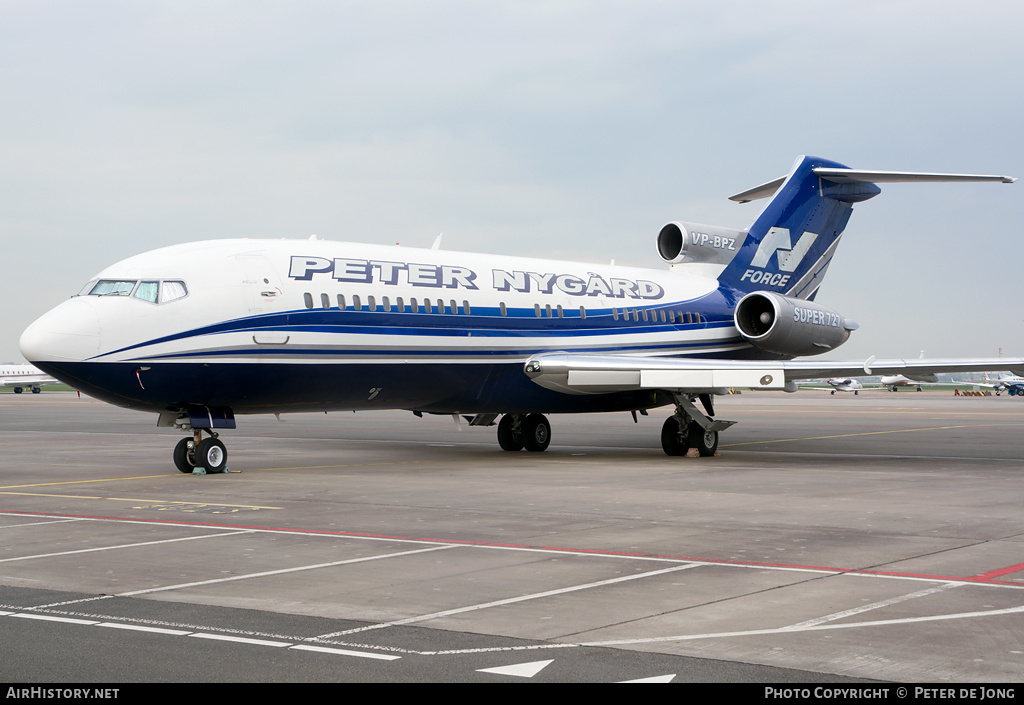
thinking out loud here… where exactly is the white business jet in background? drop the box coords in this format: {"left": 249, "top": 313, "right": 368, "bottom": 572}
{"left": 19, "top": 156, "right": 1024, "bottom": 472}
{"left": 0, "top": 364, "right": 56, "bottom": 394}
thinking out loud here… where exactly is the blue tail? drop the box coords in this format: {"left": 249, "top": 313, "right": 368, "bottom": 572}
{"left": 716, "top": 156, "right": 880, "bottom": 301}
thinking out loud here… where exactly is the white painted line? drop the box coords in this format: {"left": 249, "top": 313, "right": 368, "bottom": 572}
{"left": 291, "top": 644, "right": 401, "bottom": 661}
{"left": 27, "top": 595, "right": 115, "bottom": 609}
{"left": 580, "top": 603, "right": 1024, "bottom": 648}
{"left": 784, "top": 583, "right": 959, "bottom": 630}
{"left": 96, "top": 622, "right": 192, "bottom": 636}
{"left": 478, "top": 659, "right": 553, "bottom": 678}
{"left": 190, "top": 633, "right": 291, "bottom": 647}
{"left": 324, "top": 563, "right": 701, "bottom": 637}
{"left": 11, "top": 613, "right": 99, "bottom": 625}
{"left": 620, "top": 674, "right": 676, "bottom": 683}
{"left": 0, "top": 530, "right": 255, "bottom": 563}
{"left": 0, "top": 518, "right": 81, "bottom": 530}
{"left": 118, "top": 544, "right": 457, "bottom": 597}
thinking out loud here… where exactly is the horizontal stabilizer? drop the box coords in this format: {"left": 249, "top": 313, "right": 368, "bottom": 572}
{"left": 729, "top": 166, "right": 1016, "bottom": 202}
{"left": 728, "top": 176, "right": 787, "bottom": 204}
{"left": 813, "top": 168, "right": 1017, "bottom": 184}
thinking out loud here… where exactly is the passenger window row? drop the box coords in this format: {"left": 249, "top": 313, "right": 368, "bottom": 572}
{"left": 304, "top": 293, "right": 472, "bottom": 315}
{"left": 302, "top": 293, "right": 703, "bottom": 325}
{"left": 613, "top": 308, "right": 704, "bottom": 324}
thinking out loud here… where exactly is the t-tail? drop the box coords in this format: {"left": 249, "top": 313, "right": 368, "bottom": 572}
{"left": 655, "top": 155, "right": 1015, "bottom": 357}
{"left": 657, "top": 155, "right": 1015, "bottom": 302}
{"left": 724, "top": 155, "right": 1017, "bottom": 299}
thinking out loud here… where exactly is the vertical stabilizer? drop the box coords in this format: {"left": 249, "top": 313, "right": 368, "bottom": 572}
{"left": 717, "top": 156, "right": 878, "bottom": 300}
{"left": 717, "top": 156, "right": 1014, "bottom": 301}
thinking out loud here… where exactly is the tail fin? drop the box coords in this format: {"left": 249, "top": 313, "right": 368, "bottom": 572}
{"left": 717, "top": 156, "right": 874, "bottom": 300}
{"left": 716, "top": 156, "right": 1015, "bottom": 300}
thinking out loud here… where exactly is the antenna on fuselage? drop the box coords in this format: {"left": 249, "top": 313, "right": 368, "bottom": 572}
{"left": 431, "top": 232, "right": 443, "bottom": 250}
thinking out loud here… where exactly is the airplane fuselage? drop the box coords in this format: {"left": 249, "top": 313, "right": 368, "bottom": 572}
{"left": 21, "top": 156, "right": 1020, "bottom": 469}
{"left": 20, "top": 238, "right": 767, "bottom": 417}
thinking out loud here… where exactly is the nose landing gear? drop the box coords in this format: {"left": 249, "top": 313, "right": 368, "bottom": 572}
{"left": 160, "top": 408, "right": 234, "bottom": 474}
{"left": 172, "top": 430, "right": 228, "bottom": 474}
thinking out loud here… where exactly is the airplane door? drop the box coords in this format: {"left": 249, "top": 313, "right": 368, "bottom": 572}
{"left": 235, "top": 253, "right": 285, "bottom": 313}
{"left": 234, "top": 254, "right": 290, "bottom": 345}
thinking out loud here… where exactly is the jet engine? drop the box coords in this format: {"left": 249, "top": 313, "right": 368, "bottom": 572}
{"left": 657, "top": 221, "right": 746, "bottom": 265}
{"left": 734, "top": 291, "right": 857, "bottom": 357}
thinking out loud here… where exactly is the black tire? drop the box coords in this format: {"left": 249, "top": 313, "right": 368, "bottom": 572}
{"left": 688, "top": 422, "right": 718, "bottom": 457}
{"left": 13, "top": 387, "right": 22, "bottom": 394}
{"left": 173, "top": 438, "right": 195, "bottom": 474}
{"left": 522, "top": 414, "right": 551, "bottom": 452}
{"left": 497, "top": 414, "right": 524, "bottom": 451}
{"left": 661, "top": 416, "right": 688, "bottom": 456}
{"left": 195, "top": 438, "right": 228, "bottom": 473}
{"left": 31, "top": 387, "right": 41, "bottom": 394}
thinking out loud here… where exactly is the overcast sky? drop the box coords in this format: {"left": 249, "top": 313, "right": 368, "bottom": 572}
{"left": 3, "top": 0, "right": 1022, "bottom": 364}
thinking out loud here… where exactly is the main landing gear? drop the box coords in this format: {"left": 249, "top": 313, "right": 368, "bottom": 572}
{"left": 661, "top": 393, "right": 736, "bottom": 457}
{"left": 496, "top": 413, "right": 551, "bottom": 452}
{"left": 172, "top": 429, "right": 228, "bottom": 474}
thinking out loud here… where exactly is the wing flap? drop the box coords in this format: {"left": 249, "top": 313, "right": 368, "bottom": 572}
{"left": 640, "top": 368, "right": 784, "bottom": 390}
{"left": 526, "top": 353, "right": 1024, "bottom": 395}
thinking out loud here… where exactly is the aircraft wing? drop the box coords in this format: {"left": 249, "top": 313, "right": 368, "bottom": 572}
{"left": 524, "top": 354, "right": 1024, "bottom": 394}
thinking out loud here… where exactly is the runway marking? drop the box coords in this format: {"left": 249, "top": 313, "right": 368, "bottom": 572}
{"left": 478, "top": 659, "right": 553, "bottom": 678}
{"left": 578, "top": 603, "right": 1024, "bottom": 649}
{"left": 190, "top": 633, "right": 291, "bottom": 647}
{"left": 722, "top": 424, "right": 998, "bottom": 447}
{"left": 0, "top": 475, "right": 178, "bottom": 489}
{"left": 970, "top": 561, "right": 1024, "bottom": 581}
{"left": 117, "top": 544, "right": 457, "bottom": 597}
{"left": 11, "top": 613, "right": 99, "bottom": 626}
{"left": 0, "top": 518, "right": 80, "bottom": 529}
{"left": 0, "top": 530, "right": 254, "bottom": 564}
{"left": 4, "top": 510, "right": 1024, "bottom": 588}
{"left": 317, "top": 563, "right": 701, "bottom": 638}
{"left": 0, "top": 492, "right": 278, "bottom": 513}
{"left": 784, "top": 583, "right": 959, "bottom": 629}
{"left": 2, "top": 607, "right": 404, "bottom": 661}
{"left": 96, "top": 622, "right": 192, "bottom": 636}
{"left": 291, "top": 644, "right": 401, "bottom": 660}
{"left": 5, "top": 509, "right": 1024, "bottom": 662}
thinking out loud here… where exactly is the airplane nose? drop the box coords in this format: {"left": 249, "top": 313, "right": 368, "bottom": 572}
{"left": 20, "top": 297, "right": 101, "bottom": 362}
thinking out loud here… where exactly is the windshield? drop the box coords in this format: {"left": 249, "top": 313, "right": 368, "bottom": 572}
{"left": 80, "top": 279, "right": 189, "bottom": 303}
{"left": 88, "top": 280, "right": 136, "bottom": 296}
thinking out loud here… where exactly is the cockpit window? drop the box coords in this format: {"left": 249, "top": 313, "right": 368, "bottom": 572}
{"left": 134, "top": 281, "right": 159, "bottom": 303}
{"left": 89, "top": 280, "right": 137, "bottom": 296}
{"left": 80, "top": 279, "right": 189, "bottom": 304}
{"left": 160, "top": 280, "right": 188, "bottom": 303}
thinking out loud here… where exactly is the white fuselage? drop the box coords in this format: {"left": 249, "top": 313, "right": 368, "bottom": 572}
{"left": 19, "top": 238, "right": 756, "bottom": 415}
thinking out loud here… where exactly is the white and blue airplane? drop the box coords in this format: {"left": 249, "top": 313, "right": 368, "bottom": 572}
{"left": 0, "top": 364, "right": 56, "bottom": 394}
{"left": 19, "top": 156, "right": 1024, "bottom": 472}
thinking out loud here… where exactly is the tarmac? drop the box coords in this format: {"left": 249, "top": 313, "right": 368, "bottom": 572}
{"left": 1, "top": 389, "right": 1022, "bottom": 682}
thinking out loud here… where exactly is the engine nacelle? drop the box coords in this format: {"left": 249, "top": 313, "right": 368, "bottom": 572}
{"left": 657, "top": 221, "right": 746, "bottom": 265}
{"left": 734, "top": 291, "right": 857, "bottom": 357}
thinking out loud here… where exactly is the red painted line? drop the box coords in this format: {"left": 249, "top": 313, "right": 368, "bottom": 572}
{"left": 3, "top": 509, "right": 1022, "bottom": 586}
{"left": 969, "top": 562, "right": 1024, "bottom": 581}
